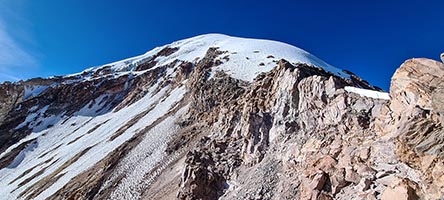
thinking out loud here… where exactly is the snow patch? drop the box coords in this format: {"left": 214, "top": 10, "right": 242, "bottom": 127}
{"left": 75, "top": 94, "right": 112, "bottom": 116}
{"left": 23, "top": 85, "right": 50, "bottom": 100}
{"left": 344, "top": 86, "right": 390, "bottom": 100}
{"left": 15, "top": 105, "right": 49, "bottom": 130}
{"left": 7, "top": 141, "right": 38, "bottom": 169}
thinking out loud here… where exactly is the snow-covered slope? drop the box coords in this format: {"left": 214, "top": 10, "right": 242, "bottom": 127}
{"left": 0, "top": 34, "right": 389, "bottom": 200}
{"left": 78, "top": 34, "right": 349, "bottom": 82}
{"left": 0, "top": 84, "right": 186, "bottom": 199}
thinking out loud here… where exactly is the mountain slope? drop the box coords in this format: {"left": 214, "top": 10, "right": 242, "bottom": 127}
{"left": 0, "top": 34, "right": 441, "bottom": 200}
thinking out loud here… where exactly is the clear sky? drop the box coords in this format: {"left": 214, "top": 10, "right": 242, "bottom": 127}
{"left": 0, "top": 0, "right": 443, "bottom": 90}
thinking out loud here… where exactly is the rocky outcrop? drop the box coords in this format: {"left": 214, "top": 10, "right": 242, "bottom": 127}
{"left": 169, "top": 50, "right": 391, "bottom": 199}
{"left": 380, "top": 58, "right": 444, "bottom": 199}
{"left": 171, "top": 57, "right": 444, "bottom": 199}
{"left": 0, "top": 82, "right": 24, "bottom": 123}
{"left": 134, "top": 47, "right": 179, "bottom": 71}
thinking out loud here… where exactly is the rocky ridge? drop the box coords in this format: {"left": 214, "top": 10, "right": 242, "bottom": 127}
{"left": 0, "top": 34, "right": 442, "bottom": 199}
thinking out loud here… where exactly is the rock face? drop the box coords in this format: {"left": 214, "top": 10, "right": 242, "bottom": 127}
{"left": 381, "top": 58, "right": 444, "bottom": 199}
{"left": 0, "top": 34, "right": 442, "bottom": 199}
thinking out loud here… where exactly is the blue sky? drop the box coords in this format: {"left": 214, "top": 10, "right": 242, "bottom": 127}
{"left": 0, "top": 0, "right": 443, "bottom": 90}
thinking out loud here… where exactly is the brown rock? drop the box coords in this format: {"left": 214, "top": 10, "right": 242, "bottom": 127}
{"left": 355, "top": 164, "right": 376, "bottom": 179}
{"left": 318, "top": 192, "right": 333, "bottom": 200}
{"left": 310, "top": 172, "right": 328, "bottom": 190}
{"left": 432, "top": 161, "right": 444, "bottom": 188}
{"left": 381, "top": 179, "right": 419, "bottom": 200}
{"left": 390, "top": 58, "right": 444, "bottom": 114}
{"left": 345, "top": 168, "right": 360, "bottom": 184}
{"left": 376, "top": 175, "right": 402, "bottom": 187}
{"left": 316, "top": 156, "right": 337, "bottom": 172}
{"left": 330, "top": 168, "right": 347, "bottom": 194}
{"left": 356, "top": 178, "right": 372, "bottom": 192}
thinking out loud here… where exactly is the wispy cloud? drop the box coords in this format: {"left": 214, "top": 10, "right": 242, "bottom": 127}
{"left": 0, "top": 69, "right": 21, "bottom": 81}
{"left": 0, "top": 1, "right": 38, "bottom": 82}
{"left": 0, "top": 22, "right": 36, "bottom": 65}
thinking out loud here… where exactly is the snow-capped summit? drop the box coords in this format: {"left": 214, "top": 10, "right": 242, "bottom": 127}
{"left": 79, "top": 34, "right": 347, "bottom": 82}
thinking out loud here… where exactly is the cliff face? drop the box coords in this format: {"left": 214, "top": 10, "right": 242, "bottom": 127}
{"left": 0, "top": 34, "right": 442, "bottom": 200}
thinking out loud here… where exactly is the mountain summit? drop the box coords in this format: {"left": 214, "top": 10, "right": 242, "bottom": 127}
{"left": 0, "top": 34, "right": 442, "bottom": 200}
{"left": 85, "top": 34, "right": 346, "bottom": 80}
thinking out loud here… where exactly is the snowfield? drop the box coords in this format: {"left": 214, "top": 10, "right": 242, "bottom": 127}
{"left": 0, "top": 83, "right": 186, "bottom": 199}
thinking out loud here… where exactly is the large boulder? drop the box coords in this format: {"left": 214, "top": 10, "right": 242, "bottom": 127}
{"left": 385, "top": 58, "right": 444, "bottom": 199}
{"left": 390, "top": 58, "right": 444, "bottom": 117}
